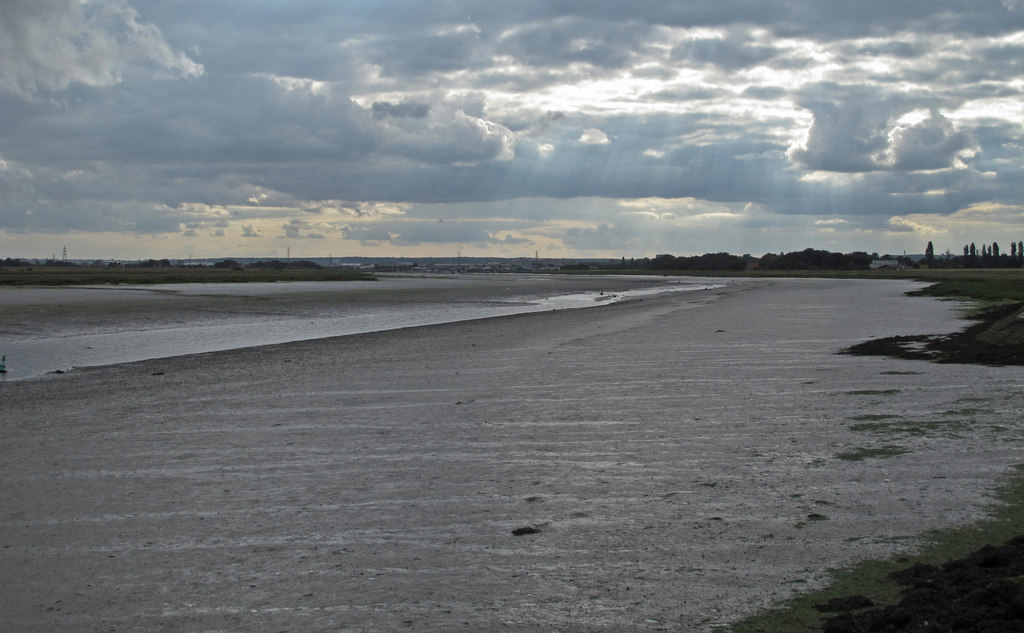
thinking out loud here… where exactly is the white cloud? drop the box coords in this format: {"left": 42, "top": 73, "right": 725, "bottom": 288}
{"left": 887, "top": 111, "right": 978, "bottom": 171}
{"left": 578, "top": 128, "right": 610, "bottom": 144}
{"left": 0, "top": 0, "right": 203, "bottom": 96}
{"left": 888, "top": 216, "right": 947, "bottom": 236}
{"left": 281, "top": 218, "right": 339, "bottom": 239}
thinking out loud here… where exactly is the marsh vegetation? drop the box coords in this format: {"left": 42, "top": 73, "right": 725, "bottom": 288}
{"left": 0, "top": 265, "right": 372, "bottom": 286}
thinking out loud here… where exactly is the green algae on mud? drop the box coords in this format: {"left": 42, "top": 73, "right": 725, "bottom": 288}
{"left": 728, "top": 465, "right": 1024, "bottom": 633}
{"left": 848, "top": 419, "right": 972, "bottom": 439}
{"left": 729, "top": 274, "right": 1024, "bottom": 633}
{"left": 842, "top": 302, "right": 1024, "bottom": 366}
{"left": 841, "top": 269, "right": 1024, "bottom": 366}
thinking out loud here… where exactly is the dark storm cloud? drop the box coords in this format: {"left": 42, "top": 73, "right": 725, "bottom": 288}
{"left": 671, "top": 35, "right": 787, "bottom": 71}
{"left": 853, "top": 39, "right": 932, "bottom": 59}
{"left": 372, "top": 100, "right": 431, "bottom": 119}
{"left": 495, "top": 17, "right": 651, "bottom": 69}
{"left": 364, "top": 27, "right": 487, "bottom": 77}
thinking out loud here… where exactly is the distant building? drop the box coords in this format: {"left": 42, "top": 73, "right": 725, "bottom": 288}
{"left": 870, "top": 260, "right": 903, "bottom": 270}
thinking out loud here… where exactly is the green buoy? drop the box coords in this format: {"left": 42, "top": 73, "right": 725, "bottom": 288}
{"left": 0, "top": 355, "right": 6, "bottom": 373}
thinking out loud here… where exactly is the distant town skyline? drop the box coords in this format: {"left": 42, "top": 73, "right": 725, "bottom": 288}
{"left": 2, "top": 2, "right": 1022, "bottom": 260}
{"left": 6, "top": 245, "right": 937, "bottom": 265}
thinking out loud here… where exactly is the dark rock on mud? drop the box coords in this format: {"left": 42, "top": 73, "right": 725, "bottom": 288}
{"left": 512, "top": 526, "right": 540, "bottom": 536}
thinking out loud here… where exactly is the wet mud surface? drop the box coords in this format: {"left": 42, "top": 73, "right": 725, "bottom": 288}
{"left": 833, "top": 301, "right": 1024, "bottom": 631}
{"left": 2, "top": 278, "right": 1024, "bottom": 632}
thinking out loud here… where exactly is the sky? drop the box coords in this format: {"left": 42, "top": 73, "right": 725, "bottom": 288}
{"left": 1, "top": 1, "right": 1023, "bottom": 261}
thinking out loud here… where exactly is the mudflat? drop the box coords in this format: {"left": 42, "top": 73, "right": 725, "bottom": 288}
{"left": 2, "top": 277, "right": 1022, "bottom": 632}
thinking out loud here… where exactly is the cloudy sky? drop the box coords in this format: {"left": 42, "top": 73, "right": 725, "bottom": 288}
{"left": 2, "top": 1, "right": 1023, "bottom": 260}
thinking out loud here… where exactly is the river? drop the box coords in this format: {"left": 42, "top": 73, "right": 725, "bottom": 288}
{"left": 0, "top": 274, "right": 722, "bottom": 380}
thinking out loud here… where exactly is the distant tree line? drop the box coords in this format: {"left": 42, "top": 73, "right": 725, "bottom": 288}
{"left": 0, "top": 257, "right": 327, "bottom": 270}
{"left": 581, "top": 253, "right": 750, "bottom": 271}
{"left": 648, "top": 252, "right": 748, "bottom": 271}
{"left": 209, "top": 258, "right": 323, "bottom": 270}
{"left": 243, "top": 259, "right": 322, "bottom": 270}
{"left": 758, "top": 248, "right": 875, "bottom": 270}
{"left": 606, "top": 249, "right": 878, "bottom": 271}
{"left": 0, "top": 257, "right": 82, "bottom": 267}
{"left": 924, "top": 240, "right": 1024, "bottom": 268}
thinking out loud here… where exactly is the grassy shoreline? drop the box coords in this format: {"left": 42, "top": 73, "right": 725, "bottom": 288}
{"left": 730, "top": 269, "right": 1024, "bottom": 632}
{"left": 0, "top": 265, "right": 373, "bottom": 286}
{"left": 730, "top": 464, "right": 1024, "bottom": 632}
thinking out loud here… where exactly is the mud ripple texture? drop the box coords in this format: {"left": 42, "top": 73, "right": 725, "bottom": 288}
{"left": 2, "top": 278, "right": 1023, "bottom": 632}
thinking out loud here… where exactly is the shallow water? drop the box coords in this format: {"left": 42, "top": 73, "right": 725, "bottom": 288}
{"left": 0, "top": 274, "right": 719, "bottom": 380}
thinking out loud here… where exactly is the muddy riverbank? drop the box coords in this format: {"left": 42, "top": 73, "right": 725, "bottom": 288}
{"left": 2, "top": 278, "right": 1022, "bottom": 631}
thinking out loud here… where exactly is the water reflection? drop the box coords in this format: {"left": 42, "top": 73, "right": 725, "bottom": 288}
{"left": 0, "top": 276, "right": 720, "bottom": 380}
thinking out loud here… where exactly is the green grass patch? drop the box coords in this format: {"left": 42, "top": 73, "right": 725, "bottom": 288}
{"left": 835, "top": 445, "right": 911, "bottom": 461}
{"left": 908, "top": 275, "right": 1024, "bottom": 305}
{"left": 626, "top": 267, "right": 1024, "bottom": 287}
{"left": 849, "top": 419, "right": 970, "bottom": 438}
{"left": 729, "top": 464, "right": 1024, "bottom": 633}
{"left": 849, "top": 414, "right": 903, "bottom": 421}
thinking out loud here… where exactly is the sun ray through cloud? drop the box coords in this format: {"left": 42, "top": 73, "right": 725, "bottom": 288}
{"left": 1, "top": 1, "right": 1022, "bottom": 259}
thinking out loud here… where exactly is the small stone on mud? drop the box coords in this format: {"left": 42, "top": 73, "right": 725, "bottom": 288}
{"left": 512, "top": 526, "right": 540, "bottom": 536}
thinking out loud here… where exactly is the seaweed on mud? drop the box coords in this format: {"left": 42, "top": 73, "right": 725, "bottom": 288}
{"left": 835, "top": 445, "right": 911, "bottom": 461}
{"left": 944, "top": 408, "right": 995, "bottom": 416}
{"left": 841, "top": 303, "right": 1024, "bottom": 367}
{"left": 849, "top": 419, "right": 970, "bottom": 439}
{"left": 795, "top": 513, "right": 831, "bottom": 529}
{"left": 849, "top": 414, "right": 903, "bottom": 421}
{"left": 821, "top": 536, "right": 1024, "bottom": 633}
